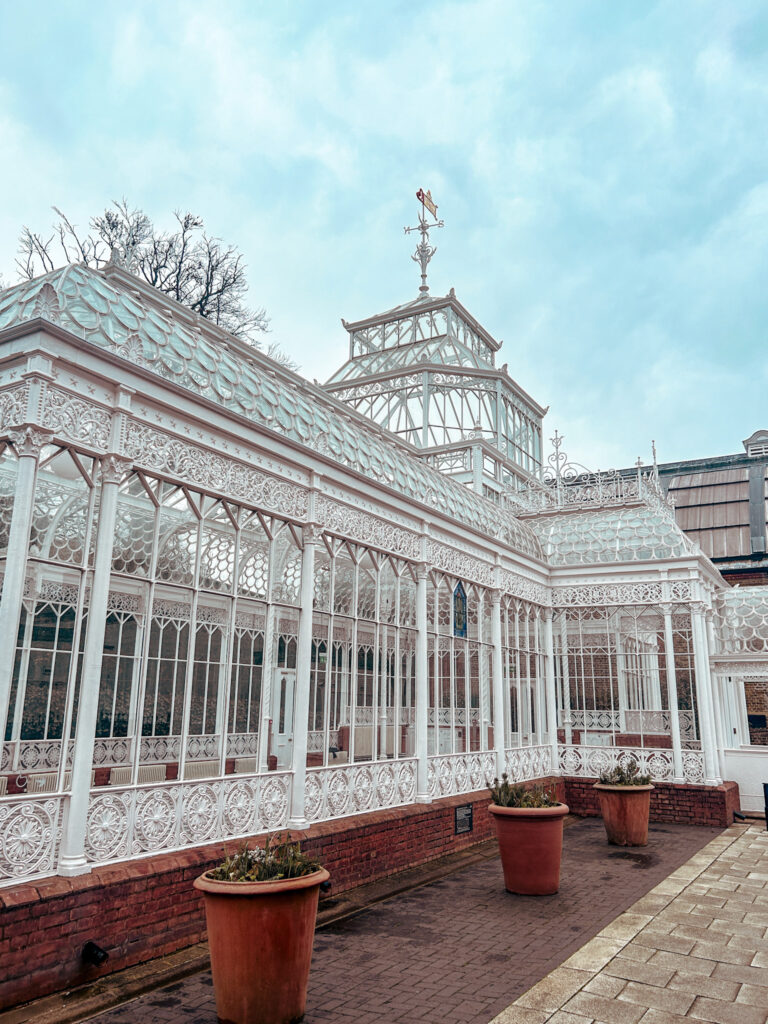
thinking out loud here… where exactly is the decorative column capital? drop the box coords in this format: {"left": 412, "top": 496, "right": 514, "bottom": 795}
{"left": 99, "top": 454, "right": 132, "bottom": 486}
{"left": 9, "top": 426, "right": 53, "bottom": 459}
{"left": 415, "top": 560, "right": 430, "bottom": 581}
{"left": 659, "top": 602, "right": 674, "bottom": 618}
{"left": 303, "top": 522, "right": 323, "bottom": 546}
{"left": 541, "top": 606, "right": 554, "bottom": 623}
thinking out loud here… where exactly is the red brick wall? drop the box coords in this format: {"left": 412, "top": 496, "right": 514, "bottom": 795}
{"left": 563, "top": 777, "right": 740, "bottom": 827}
{"left": 0, "top": 775, "right": 735, "bottom": 1011}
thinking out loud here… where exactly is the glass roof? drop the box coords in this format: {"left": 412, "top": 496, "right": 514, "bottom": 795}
{"left": 528, "top": 505, "right": 700, "bottom": 565}
{"left": 327, "top": 335, "right": 488, "bottom": 384}
{"left": 0, "top": 265, "right": 543, "bottom": 560}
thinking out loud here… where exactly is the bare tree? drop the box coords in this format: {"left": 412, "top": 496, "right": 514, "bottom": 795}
{"left": 17, "top": 201, "right": 280, "bottom": 351}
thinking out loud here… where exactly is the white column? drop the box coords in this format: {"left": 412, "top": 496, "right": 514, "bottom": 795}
{"left": 287, "top": 524, "right": 318, "bottom": 827}
{"left": 414, "top": 561, "right": 430, "bottom": 802}
{"left": 542, "top": 609, "right": 559, "bottom": 769}
{"left": 59, "top": 455, "right": 129, "bottom": 875}
{"left": 735, "top": 677, "right": 750, "bottom": 746}
{"left": 0, "top": 428, "right": 49, "bottom": 747}
{"left": 661, "top": 605, "right": 685, "bottom": 783}
{"left": 705, "top": 612, "right": 727, "bottom": 778}
{"left": 559, "top": 611, "right": 572, "bottom": 745}
{"left": 614, "top": 629, "right": 628, "bottom": 732}
{"left": 490, "top": 588, "right": 505, "bottom": 777}
{"left": 690, "top": 605, "right": 721, "bottom": 785}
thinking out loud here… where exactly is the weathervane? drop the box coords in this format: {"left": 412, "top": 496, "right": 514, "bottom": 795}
{"left": 404, "top": 188, "right": 444, "bottom": 296}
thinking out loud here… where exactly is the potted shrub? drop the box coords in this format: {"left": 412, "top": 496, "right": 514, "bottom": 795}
{"left": 594, "top": 758, "right": 654, "bottom": 847}
{"left": 194, "top": 833, "right": 329, "bottom": 1024}
{"left": 488, "top": 775, "right": 569, "bottom": 895}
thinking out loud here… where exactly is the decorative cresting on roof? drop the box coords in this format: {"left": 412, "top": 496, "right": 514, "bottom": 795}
{"left": 511, "top": 430, "right": 674, "bottom": 517}
{"left": 528, "top": 504, "right": 700, "bottom": 566}
{"left": 0, "top": 266, "right": 543, "bottom": 560}
{"left": 716, "top": 587, "right": 768, "bottom": 654}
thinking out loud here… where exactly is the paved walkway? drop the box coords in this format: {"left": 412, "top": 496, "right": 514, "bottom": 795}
{"left": 86, "top": 818, "right": 723, "bottom": 1024}
{"left": 491, "top": 821, "right": 768, "bottom": 1024}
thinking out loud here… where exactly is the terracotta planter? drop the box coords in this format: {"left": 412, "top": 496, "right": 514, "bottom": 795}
{"left": 489, "top": 802, "right": 569, "bottom": 895}
{"left": 594, "top": 783, "right": 654, "bottom": 846}
{"left": 195, "top": 866, "right": 330, "bottom": 1024}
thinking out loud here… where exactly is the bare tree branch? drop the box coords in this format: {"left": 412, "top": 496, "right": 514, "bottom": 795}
{"left": 16, "top": 201, "right": 271, "bottom": 346}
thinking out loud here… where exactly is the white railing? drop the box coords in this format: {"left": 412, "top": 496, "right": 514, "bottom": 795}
{"left": 305, "top": 758, "right": 416, "bottom": 822}
{"left": 504, "top": 745, "right": 555, "bottom": 783}
{"left": 0, "top": 796, "right": 65, "bottom": 884}
{"left": 428, "top": 751, "right": 496, "bottom": 798}
{"left": 226, "top": 733, "right": 259, "bottom": 757}
{"left": 2, "top": 740, "right": 75, "bottom": 772}
{"left": 307, "top": 730, "right": 341, "bottom": 753}
{"left": 83, "top": 772, "right": 293, "bottom": 866}
{"left": 558, "top": 743, "right": 705, "bottom": 785}
{"left": 567, "top": 710, "right": 697, "bottom": 742}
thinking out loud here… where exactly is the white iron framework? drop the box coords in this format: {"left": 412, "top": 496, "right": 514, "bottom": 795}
{"left": 0, "top": 232, "right": 765, "bottom": 887}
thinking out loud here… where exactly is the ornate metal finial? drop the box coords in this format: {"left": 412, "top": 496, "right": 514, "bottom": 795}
{"left": 652, "top": 440, "right": 658, "bottom": 476}
{"left": 404, "top": 189, "right": 444, "bottom": 296}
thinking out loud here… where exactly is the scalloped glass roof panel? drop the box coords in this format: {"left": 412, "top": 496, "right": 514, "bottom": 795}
{"left": 326, "top": 336, "right": 488, "bottom": 383}
{"left": 0, "top": 266, "right": 543, "bottom": 561}
{"left": 528, "top": 506, "right": 701, "bottom": 565}
{"left": 718, "top": 587, "right": 768, "bottom": 653}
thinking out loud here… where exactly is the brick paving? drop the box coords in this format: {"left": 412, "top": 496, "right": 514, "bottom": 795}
{"left": 492, "top": 821, "right": 768, "bottom": 1024}
{"left": 87, "top": 818, "right": 721, "bottom": 1024}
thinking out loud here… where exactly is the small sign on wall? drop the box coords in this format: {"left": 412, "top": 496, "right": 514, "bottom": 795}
{"left": 454, "top": 803, "right": 473, "bottom": 835}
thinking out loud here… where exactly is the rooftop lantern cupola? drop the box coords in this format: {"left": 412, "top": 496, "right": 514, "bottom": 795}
{"left": 324, "top": 191, "right": 548, "bottom": 502}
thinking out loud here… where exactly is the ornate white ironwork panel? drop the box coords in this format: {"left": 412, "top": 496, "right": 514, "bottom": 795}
{"left": 503, "top": 745, "right": 554, "bottom": 783}
{"left": 140, "top": 736, "right": 181, "bottom": 762}
{"left": 304, "top": 759, "right": 416, "bottom": 822}
{"left": 427, "top": 751, "right": 496, "bottom": 798}
{"left": 226, "top": 733, "right": 259, "bottom": 757}
{"left": 84, "top": 773, "right": 292, "bottom": 865}
{"left": 0, "top": 797, "right": 64, "bottom": 885}
{"left": 558, "top": 743, "right": 704, "bottom": 784}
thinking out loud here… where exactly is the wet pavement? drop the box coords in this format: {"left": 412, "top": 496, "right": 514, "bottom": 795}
{"left": 86, "top": 818, "right": 722, "bottom": 1024}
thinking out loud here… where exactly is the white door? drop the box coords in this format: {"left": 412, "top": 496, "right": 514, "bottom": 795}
{"left": 273, "top": 669, "right": 296, "bottom": 769}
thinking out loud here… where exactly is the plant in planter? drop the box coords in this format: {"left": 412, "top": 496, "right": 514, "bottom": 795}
{"left": 487, "top": 775, "right": 569, "bottom": 896}
{"left": 194, "top": 833, "right": 329, "bottom": 1024}
{"left": 594, "top": 757, "right": 654, "bottom": 847}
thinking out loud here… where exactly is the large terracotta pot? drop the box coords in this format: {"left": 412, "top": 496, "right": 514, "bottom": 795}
{"left": 194, "top": 866, "right": 330, "bottom": 1024}
{"left": 594, "top": 783, "right": 654, "bottom": 847}
{"left": 489, "top": 802, "right": 569, "bottom": 896}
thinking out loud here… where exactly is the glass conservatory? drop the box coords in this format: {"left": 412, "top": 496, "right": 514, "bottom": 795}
{"left": 0, "top": 259, "right": 764, "bottom": 888}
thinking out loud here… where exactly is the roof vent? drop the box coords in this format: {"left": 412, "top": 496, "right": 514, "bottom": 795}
{"left": 743, "top": 431, "right": 768, "bottom": 457}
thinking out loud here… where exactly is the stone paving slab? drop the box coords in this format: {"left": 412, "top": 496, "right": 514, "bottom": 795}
{"left": 82, "top": 818, "right": 721, "bottom": 1024}
{"left": 490, "top": 822, "right": 768, "bottom": 1024}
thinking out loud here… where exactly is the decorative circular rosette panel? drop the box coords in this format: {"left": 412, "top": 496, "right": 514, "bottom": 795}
{"left": 180, "top": 784, "right": 219, "bottom": 845}
{"left": 351, "top": 767, "right": 374, "bottom": 812}
{"left": 304, "top": 773, "right": 324, "bottom": 822}
{"left": 559, "top": 746, "right": 584, "bottom": 776}
{"left": 682, "top": 751, "right": 705, "bottom": 784}
{"left": 427, "top": 759, "right": 438, "bottom": 797}
{"left": 375, "top": 764, "right": 396, "bottom": 807}
{"left": 397, "top": 762, "right": 416, "bottom": 803}
{"left": 0, "top": 800, "right": 59, "bottom": 879}
{"left": 133, "top": 788, "right": 177, "bottom": 853}
{"left": 222, "top": 780, "right": 257, "bottom": 836}
{"left": 646, "top": 752, "right": 673, "bottom": 781}
{"left": 259, "top": 777, "right": 289, "bottom": 829}
{"left": 85, "top": 793, "right": 132, "bottom": 862}
{"left": 326, "top": 769, "right": 351, "bottom": 818}
{"left": 438, "top": 758, "right": 455, "bottom": 795}
{"left": 586, "top": 749, "right": 613, "bottom": 778}
{"left": 453, "top": 756, "right": 469, "bottom": 795}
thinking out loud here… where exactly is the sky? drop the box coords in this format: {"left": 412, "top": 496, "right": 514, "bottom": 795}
{"left": 1, "top": 0, "right": 767, "bottom": 472}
